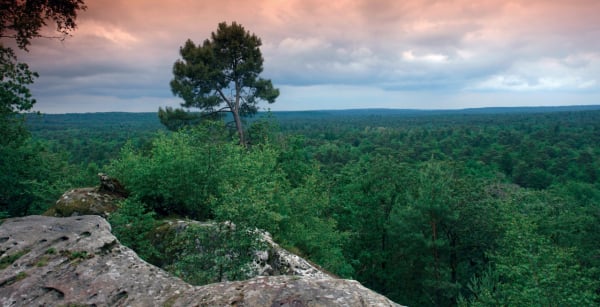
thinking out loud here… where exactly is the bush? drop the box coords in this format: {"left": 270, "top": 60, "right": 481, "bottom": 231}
{"left": 108, "top": 198, "right": 159, "bottom": 262}
{"left": 107, "top": 123, "right": 230, "bottom": 219}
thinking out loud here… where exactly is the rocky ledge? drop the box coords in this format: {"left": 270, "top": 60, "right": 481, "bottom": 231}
{"left": 0, "top": 215, "right": 401, "bottom": 306}
{"left": 43, "top": 173, "right": 128, "bottom": 218}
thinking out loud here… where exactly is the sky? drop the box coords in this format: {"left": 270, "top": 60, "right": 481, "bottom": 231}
{"left": 12, "top": 0, "right": 600, "bottom": 113}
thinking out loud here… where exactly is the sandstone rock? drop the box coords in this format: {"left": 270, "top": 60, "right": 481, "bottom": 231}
{"left": 0, "top": 215, "right": 190, "bottom": 306}
{"left": 44, "top": 196, "right": 331, "bottom": 282}
{"left": 43, "top": 174, "right": 127, "bottom": 218}
{"left": 152, "top": 219, "right": 332, "bottom": 280}
{"left": 43, "top": 187, "right": 121, "bottom": 218}
{"left": 255, "top": 231, "right": 332, "bottom": 279}
{"left": 97, "top": 173, "right": 128, "bottom": 197}
{"left": 0, "top": 215, "right": 401, "bottom": 306}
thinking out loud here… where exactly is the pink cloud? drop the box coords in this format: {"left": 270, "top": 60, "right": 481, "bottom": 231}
{"left": 11, "top": 0, "right": 600, "bottom": 112}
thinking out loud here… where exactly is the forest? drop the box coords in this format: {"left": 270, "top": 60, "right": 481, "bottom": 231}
{"left": 1, "top": 107, "right": 598, "bottom": 306}
{"left": 2, "top": 2, "right": 599, "bottom": 305}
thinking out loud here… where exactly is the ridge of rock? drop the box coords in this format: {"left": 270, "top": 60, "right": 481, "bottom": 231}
{"left": 45, "top": 184, "right": 333, "bottom": 280}
{"left": 0, "top": 215, "right": 402, "bottom": 306}
{"left": 43, "top": 174, "right": 128, "bottom": 218}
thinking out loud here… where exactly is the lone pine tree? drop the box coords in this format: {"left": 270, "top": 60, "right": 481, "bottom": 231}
{"left": 165, "top": 22, "right": 279, "bottom": 145}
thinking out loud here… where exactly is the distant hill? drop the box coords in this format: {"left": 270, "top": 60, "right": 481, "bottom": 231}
{"left": 25, "top": 112, "right": 164, "bottom": 131}
{"left": 24, "top": 105, "right": 600, "bottom": 130}
{"left": 269, "top": 105, "right": 600, "bottom": 118}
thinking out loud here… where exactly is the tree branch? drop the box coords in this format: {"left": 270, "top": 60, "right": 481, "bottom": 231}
{"left": 216, "top": 89, "right": 232, "bottom": 109}
{"left": 200, "top": 106, "right": 231, "bottom": 118}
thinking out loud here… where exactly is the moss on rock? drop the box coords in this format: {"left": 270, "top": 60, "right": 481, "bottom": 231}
{"left": 43, "top": 187, "right": 121, "bottom": 218}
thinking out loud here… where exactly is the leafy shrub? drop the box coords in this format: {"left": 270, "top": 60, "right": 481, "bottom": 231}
{"left": 108, "top": 198, "right": 159, "bottom": 262}
{"left": 108, "top": 122, "right": 352, "bottom": 277}
{"left": 165, "top": 223, "right": 263, "bottom": 285}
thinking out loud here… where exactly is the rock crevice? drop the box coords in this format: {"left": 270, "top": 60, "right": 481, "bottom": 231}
{"left": 0, "top": 215, "right": 401, "bottom": 306}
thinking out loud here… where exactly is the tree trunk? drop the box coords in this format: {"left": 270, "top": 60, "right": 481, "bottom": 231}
{"left": 233, "top": 82, "right": 246, "bottom": 146}
{"left": 232, "top": 109, "right": 245, "bottom": 146}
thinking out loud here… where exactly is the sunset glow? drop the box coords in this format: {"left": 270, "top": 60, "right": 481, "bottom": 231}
{"left": 13, "top": 0, "right": 600, "bottom": 113}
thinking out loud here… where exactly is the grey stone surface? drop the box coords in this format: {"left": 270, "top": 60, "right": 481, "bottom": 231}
{"left": 0, "top": 215, "right": 401, "bottom": 306}
{"left": 43, "top": 187, "right": 121, "bottom": 218}
{"left": 255, "top": 230, "right": 333, "bottom": 279}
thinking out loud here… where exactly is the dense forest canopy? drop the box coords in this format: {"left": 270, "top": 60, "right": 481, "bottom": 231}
{"left": 5, "top": 107, "right": 598, "bottom": 305}
{"left": 2, "top": 3, "right": 599, "bottom": 305}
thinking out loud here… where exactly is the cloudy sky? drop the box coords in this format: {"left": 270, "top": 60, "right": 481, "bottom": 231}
{"left": 13, "top": 0, "right": 600, "bottom": 113}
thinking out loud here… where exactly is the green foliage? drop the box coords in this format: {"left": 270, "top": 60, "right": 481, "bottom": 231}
{"left": 1, "top": 0, "right": 86, "bottom": 143}
{"left": 0, "top": 47, "right": 38, "bottom": 121}
{"left": 168, "top": 21, "right": 279, "bottom": 144}
{"left": 459, "top": 188, "right": 599, "bottom": 306}
{"left": 158, "top": 106, "right": 203, "bottom": 131}
{"left": 331, "top": 155, "right": 411, "bottom": 290}
{"left": 108, "top": 198, "right": 159, "bottom": 262}
{"left": 165, "top": 223, "right": 263, "bottom": 285}
{"left": 15, "top": 271, "right": 27, "bottom": 281}
{"left": 108, "top": 122, "right": 351, "bottom": 276}
{"left": 1, "top": 0, "right": 86, "bottom": 50}
{"left": 1, "top": 0, "right": 85, "bottom": 129}
{"left": 332, "top": 158, "right": 500, "bottom": 305}
{"left": 64, "top": 250, "right": 93, "bottom": 261}
{"left": 277, "top": 172, "right": 353, "bottom": 277}
{"left": 0, "top": 138, "right": 77, "bottom": 216}
{"left": 457, "top": 266, "right": 500, "bottom": 307}
{"left": 389, "top": 161, "right": 467, "bottom": 305}
{"left": 108, "top": 122, "right": 230, "bottom": 219}
{"left": 209, "top": 140, "right": 351, "bottom": 276}
{"left": 15, "top": 108, "right": 600, "bottom": 305}
{"left": 246, "top": 113, "right": 279, "bottom": 146}
{"left": 26, "top": 112, "right": 164, "bottom": 166}
{"left": 211, "top": 142, "right": 284, "bottom": 229}
{"left": 0, "top": 0, "right": 87, "bottom": 218}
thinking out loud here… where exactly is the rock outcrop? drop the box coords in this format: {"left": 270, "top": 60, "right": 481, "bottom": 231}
{"left": 255, "top": 230, "right": 332, "bottom": 278}
{"left": 155, "top": 219, "right": 332, "bottom": 280}
{"left": 43, "top": 174, "right": 127, "bottom": 218}
{"left": 43, "top": 187, "right": 121, "bottom": 218}
{"left": 97, "top": 173, "right": 129, "bottom": 197}
{"left": 0, "top": 215, "right": 401, "bottom": 306}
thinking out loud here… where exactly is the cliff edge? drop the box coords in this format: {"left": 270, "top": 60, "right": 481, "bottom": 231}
{"left": 0, "top": 215, "right": 401, "bottom": 306}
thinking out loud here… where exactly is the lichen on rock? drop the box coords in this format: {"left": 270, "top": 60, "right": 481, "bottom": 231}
{"left": 43, "top": 174, "right": 127, "bottom": 218}
{"left": 0, "top": 215, "right": 402, "bottom": 306}
{"left": 43, "top": 187, "right": 121, "bottom": 218}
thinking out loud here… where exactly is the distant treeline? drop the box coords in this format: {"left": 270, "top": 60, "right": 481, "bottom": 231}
{"left": 9, "top": 106, "right": 600, "bottom": 305}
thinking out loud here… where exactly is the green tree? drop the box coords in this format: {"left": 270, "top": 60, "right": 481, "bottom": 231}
{"left": 1, "top": 0, "right": 86, "bottom": 121}
{"left": 460, "top": 188, "right": 599, "bottom": 306}
{"left": 107, "top": 123, "right": 230, "bottom": 219}
{"left": 0, "top": 0, "right": 86, "bottom": 216}
{"left": 0, "top": 139, "right": 75, "bottom": 216}
{"left": 331, "top": 155, "right": 411, "bottom": 293}
{"left": 167, "top": 21, "right": 279, "bottom": 144}
{"left": 0, "top": 47, "right": 37, "bottom": 142}
{"left": 383, "top": 161, "right": 500, "bottom": 306}
{"left": 108, "top": 198, "right": 159, "bottom": 262}
{"left": 157, "top": 106, "right": 202, "bottom": 131}
{"left": 165, "top": 222, "right": 263, "bottom": 285}
{"left": 1, "top": 0, "right": 86, "bottom": 50}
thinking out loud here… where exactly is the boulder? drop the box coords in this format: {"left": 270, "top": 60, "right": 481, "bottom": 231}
{"left": 97, "top": 173, "right": 129, "bottom": 197}
{"left": 0, "top": 215, "right": 401, "bottom": 306}
{"left": 43, "top": 174, "right": 127, "bottom": 218}
{"left": 43, "top": 187, "right": 121, "bottom": 218}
